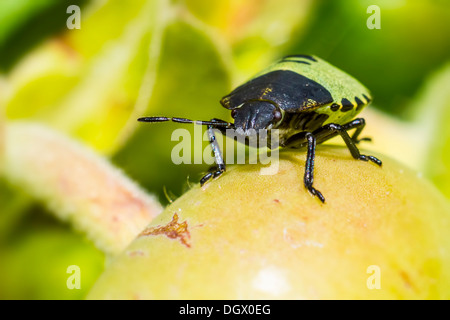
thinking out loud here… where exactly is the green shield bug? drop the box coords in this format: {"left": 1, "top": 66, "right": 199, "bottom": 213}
{"left": 138, "top": 54, "right": 382, "bottom": 203}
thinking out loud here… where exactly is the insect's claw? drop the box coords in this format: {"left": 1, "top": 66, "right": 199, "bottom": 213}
{"left": 200, "top": 172, "right": 213, "bottom": 186}
{"left": 212, "top": 170, "right": 224, "bottom": 179}
{"left": 307, "top": 186, "right": 325, "bottom": 203}
{"left": 359, "top": 154, "right": 382, "bottom": 166}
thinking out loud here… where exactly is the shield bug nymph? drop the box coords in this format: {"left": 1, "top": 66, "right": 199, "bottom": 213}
{"left": 138, "top": 54, "right": 382, "bottom": 203}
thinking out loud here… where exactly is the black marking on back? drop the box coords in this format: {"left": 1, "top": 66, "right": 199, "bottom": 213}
{"left": 355, "top": 96, "right": 365, "bottom": 112}
{"left": 341, "top": 98, "right": 354, "bottom": 112}
{"left": 330, "top": 103, "right": 340, "bottom": 112}
{"left": 280, "top": 58, "right": 311, "bottom": 65}
{"left": 282, "top": 54, "right": 318, "bottom": 62}
{"left": 221, "top": 70, "right": 333, "bottom": 112}
{"left": 362, "top": 94, "right": 371, "bottom": 103}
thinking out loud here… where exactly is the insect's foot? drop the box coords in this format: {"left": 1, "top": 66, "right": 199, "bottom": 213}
{"left": 359, "top": 154, "right": 382, "bottom": 166}
{"left": 307, "top": 186, "right": 325, "bottom": 203}
{"left": 200, "top": 169, "right": 225, "bottom": 186}
{"left": 213, "top": 170, "right": 224, "bottom": 179}
{"left": 200, "top": 172, "right": 213, "bottom": 186}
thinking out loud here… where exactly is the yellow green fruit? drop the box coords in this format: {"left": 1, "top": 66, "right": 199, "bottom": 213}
{"left": 88, "top": 146, "right": 450, "bottom": 299}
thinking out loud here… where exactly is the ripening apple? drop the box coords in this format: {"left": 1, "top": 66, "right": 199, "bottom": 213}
{"left": 88, "top": 146, "right": 450, "bottom": 299}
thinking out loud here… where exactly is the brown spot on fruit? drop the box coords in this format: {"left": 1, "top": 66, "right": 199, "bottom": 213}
{"left": 88, "top": 148, "right": 450, "bottom": 300}
{"left": 400, "top": 270, "right": 414, "bottom": 290}
{"left": 139, "top": 213, "right": 191, "bottom": 248}
{"left": 127, "top": 250, "right": 145, "bottom": 257}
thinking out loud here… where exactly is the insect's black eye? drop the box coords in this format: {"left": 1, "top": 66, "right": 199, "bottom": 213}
{"left": 272, "top": 109, "right": 282, "bottom": 122}
{"left": 231, "top": 109, "right": 238, "bottom": 118}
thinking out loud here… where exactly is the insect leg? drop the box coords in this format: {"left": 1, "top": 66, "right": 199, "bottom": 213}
{"left": 200, "top": 121, "right": 227, "bottom": 186}
{"left": 314, "top": 118, "right": 370, "bottom": 144}
{"left": 304, "top": 132, "right": 325, "bottom": 203}
{"left": 138, "top": 116, "right": 233, "bottom": 186}
{"left": 343, "top": 118, "right": 371, "bottom": 143}
{"left": 313, "top": 123, "right": 382, "bottom": 166}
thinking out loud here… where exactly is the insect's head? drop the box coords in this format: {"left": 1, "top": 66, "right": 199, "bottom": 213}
{"left": 231, "top": 100, "right": 283, "bottom": 136}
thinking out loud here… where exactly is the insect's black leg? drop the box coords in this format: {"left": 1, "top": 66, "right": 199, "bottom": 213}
{"left": 199, "top": 171, "right": 214, "bottom": 186}
{"left": 314, "top": 118, "right": 370, "bottom": 144}
{"left": 313, "top": 123, "right": 382, "bottom": 166}
{"left": 343, "top": 118, "right": 371, "bottom": 144}
{"left": 304, "top": 133, "right": 325, "bottom": 203}
{"left": 200, "top": 123, "right": 226, "bottom": 186}
{"left": 138, "top": 116, "right": 233, "bottom": 186}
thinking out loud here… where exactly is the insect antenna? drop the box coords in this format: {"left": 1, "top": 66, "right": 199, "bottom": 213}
{"left": 138, "top": 116, "right": 234, "bottom": 128}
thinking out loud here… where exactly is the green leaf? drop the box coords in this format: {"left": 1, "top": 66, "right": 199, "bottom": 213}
{"left": 408, "top": 63, "right": 450, "bottom": 199}
{"left": 4, "top": 0, "right": 165, "bottom": 153}
{"left": 0, "top": 178, "right": 32, "bottom": 241}
{"left": 0, "top": 211, "right": 105, "bottom": 299}
{"left": 0, "top": 0, "right": 88, "bottom": 71}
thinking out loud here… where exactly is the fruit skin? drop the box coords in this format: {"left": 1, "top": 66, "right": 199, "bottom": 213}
{"left": 88, "top": 146, "right": 450, "bottom": 299}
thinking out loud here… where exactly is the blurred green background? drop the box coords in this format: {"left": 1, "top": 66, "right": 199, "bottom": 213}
{"left": 0, "top": 0, "right": 449, "bottom": 299}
